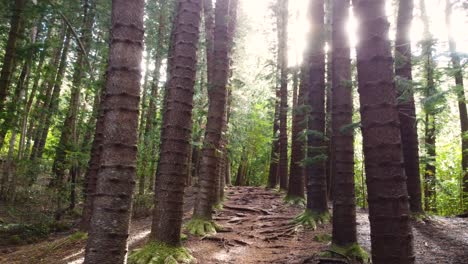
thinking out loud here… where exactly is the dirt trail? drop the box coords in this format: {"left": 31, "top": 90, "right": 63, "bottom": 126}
{"left": 187, "top": 186, "right": 329, "bottom": 264}
{"left": 1, "top": 186, "right": 467, "bottom": 264}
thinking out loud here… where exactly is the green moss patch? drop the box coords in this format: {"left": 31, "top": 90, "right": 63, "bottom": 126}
{"left": 184, "top": 218, "right": 222, "bottom": 237}
{"left": 292, "top": 209, "right": 330, "bottom": 230}
{"left": 313, "top": 233, "right": 332, "bottom": 242}
{"left": 284, "top": 195, "right": 306, "bottom": 206}
{"left": 127, "top": 242, "right": 196, "bottom": 264}
{"left": 319, "top": 243, "right": 370, "bottom": 264}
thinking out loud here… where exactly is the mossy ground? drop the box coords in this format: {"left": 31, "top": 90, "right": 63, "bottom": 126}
{"left": 284, "top": 195, "right": 306, "bottom": 206}
{"left": 292, "top": 209, "right": 330, "bottom": 230}
{"left": 313, "top": 233, "right": 332, "bottom": 242}
{"left": 127, "top": 242, "right": 196, "bottom": 264}
{"left": 184, "top": 218, "right": 222, "bottom": 237}
{"left": 319, "top": 243, "right": 370, "bottom": 264}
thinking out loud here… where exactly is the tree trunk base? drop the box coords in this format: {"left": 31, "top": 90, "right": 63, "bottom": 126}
{"left": 184, "top": 218, "right": 222, "bottom": 237}
{"left": 293, "top": 209, "right": 330, "bottom": 230}
{"left": 318, "top": 243, "right": 370, "bottom": 264}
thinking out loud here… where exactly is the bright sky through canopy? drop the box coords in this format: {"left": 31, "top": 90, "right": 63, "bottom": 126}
{"left": 240, "top": 0, "right": 468, "bottom": 67}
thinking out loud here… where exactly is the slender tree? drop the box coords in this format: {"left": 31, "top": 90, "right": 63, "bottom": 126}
{"left": 420, "top": 0, "right": 437, "bottom": 213}
{"left": 83, "top": 0, "right": 144, "bottom": 263}
{"left": 0, "top": 0, "right": 25, "bottom": 122}
{"left": 395, "top": 0, "right": 423, "bottom": 214}
{"left": 277, "top": 0, "right": 289, "bottom": 191}
{"left": 288, "top": 66, "right": 305, "bottom": 200}
{"left": 192, "top": 0, "right": 231, "bottom": 227}
{"left": 445, "top": 0, "right": 468, "bottom": 209}
{"left": 354, "top": 0, "right": 415, "bottom": 263}
{"left": 305, "top": 0, "right": 328, "bottom": 217}
{"left": 149, "top": 0, "right": 202, "bottom": 247}
{"left": 330, "top": 0, "right": 362, "bottom": 254}
{"left": 267, "top": 88, "right": 280, "bottom": 188}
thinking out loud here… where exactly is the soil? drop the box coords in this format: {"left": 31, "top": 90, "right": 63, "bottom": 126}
{"left": 0, "top": 186, "right": 466, "bottom": 264}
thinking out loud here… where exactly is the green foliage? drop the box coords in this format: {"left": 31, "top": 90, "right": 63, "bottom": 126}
{"left": 313, "top": 233, "right": 332, "bottom": 242}
{"left": 319, "top": 243, "right": 370, "bottom": 264}
{"left": 128, "top": 242, "right": 196, "bottom": 264}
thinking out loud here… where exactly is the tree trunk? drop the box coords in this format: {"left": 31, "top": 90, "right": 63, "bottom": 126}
{"left": 80, "top": 88, "right": 105, "bottom": 231}
{"left": 194, "top": 0, "right": 232, "bottom": 220}
{"left": 354, "top": 0, "right": 415, "bottom": 263}
{"left": 325, "top": 0, "right": 334, "bottom": 201}
{"left": 331, "top": 0, "right": 357, "bottom": 247}
{"left": 288, "top": 67, "right": 305, "bottom": 198}
{"left": 395, "top": 0, "right": 423, "bottom": 214}
{"left": 277, "top": 0, "right": 289, "bottom": 191}
{"left": 267, "top": 88, "right": 280, "bottom": 188}
{"left": 83, "top": 0, "right": 144, "bottom": 263}
{"left": 420, "top": 0, "right": 437, "bottom": 213}
{"left": 150, "top": 0, "right": 202, "bottom": 247}
{"left": 305, "top": 0, "right": 328, "bottom": 214}
{"left": 0, "top": 0, "right": 24, "bottom": 118}
{"left": 445, "top": 0, "right": 468, "bottom": 209}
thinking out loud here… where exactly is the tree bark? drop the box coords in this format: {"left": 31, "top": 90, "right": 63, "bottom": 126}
{"left": 194, "top": 0, "right": 232, "bottom": 220}
{"left": 0, "top": 0, "right": 25, "bottom": 119}
{"left": 288, "top": 67, "right": 305, "bottom": 198}
{"left": 150, "top": 0, "right": 202, "bottom": 247}
{"left": 268, "top": 88, "right": 280, "bottom": 188}
{"left": 330, "top": 0, "right": 357, "bottom": 247}
{"left": 83, "top": 0, "right": 144, "bottom": 263}
{"left": 305, "top": 0, "right": 328, "bottom": 214}
{"left": 395, "top": 0, "right": 423, "bottom": 214}
{"left": 354, "top": 0, "right": 415, "bottom": 263}
{"left": 277, "top": 0, "right": 289, "bottom": 191}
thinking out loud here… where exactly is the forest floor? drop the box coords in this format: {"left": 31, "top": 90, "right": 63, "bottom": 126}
{"left": 0, "top": 186, "right": 467, "bottom": 264}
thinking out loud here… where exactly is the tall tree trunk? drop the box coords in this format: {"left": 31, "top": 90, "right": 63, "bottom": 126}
{"left": 305, "top": 0, "right": 328, "bottom": 215}
{"left": 325, "top": 0, "right": 334, "bottom": 200}
{"left": 420, "top": 0, "right": 437, "bottom": 213}
{"left": 395, "top": 0, "right": 423, "bottom": 214}
{"left": 267, "top": 88, "right": 280, "bottom": 188}
{"left": 445, "top": 0, "right": 468, "bottom": 210}
{"left": 83, "top": 0, "right": 144, "bottom": 263}
{"left": 277, "top": 0, "right": 289, "bottom": 191}
{"left": 331, "top": 0, "right": 357, "bottom": 247}
{"left": 80, "top": 88, "right": 105, "bottom": 231}
{"left": 354, "top": 0, "right": 415, "bottom": 263}
{"left": 150, "top": 0, "right": 202, "bottom": 247}
{"left": 288, "top": 67, "right": 305, "bottom": 199}
{"left": 194, "top": 0, "right": 232, "bottom": 220}
{"left": 0, "top": 0, "right": 24, "bottom": 119}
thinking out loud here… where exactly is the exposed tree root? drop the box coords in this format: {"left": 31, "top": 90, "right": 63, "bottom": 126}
{"left": 185, "top": 218, "right": 222, "bottom": 237}
{"left": 292, "top": 209, "right": 331, "bottom": 230}
{"left": 127, "top": 242, "right": 196, "bottom": 264}
{"left": 223, "top": 204, "right": 263, "bottom": 213}
{"left": 319, "top": 243, "right": 370, "bottom": 264}
{"left": 284, "top": 195, "right": 306, "bottom": 206}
